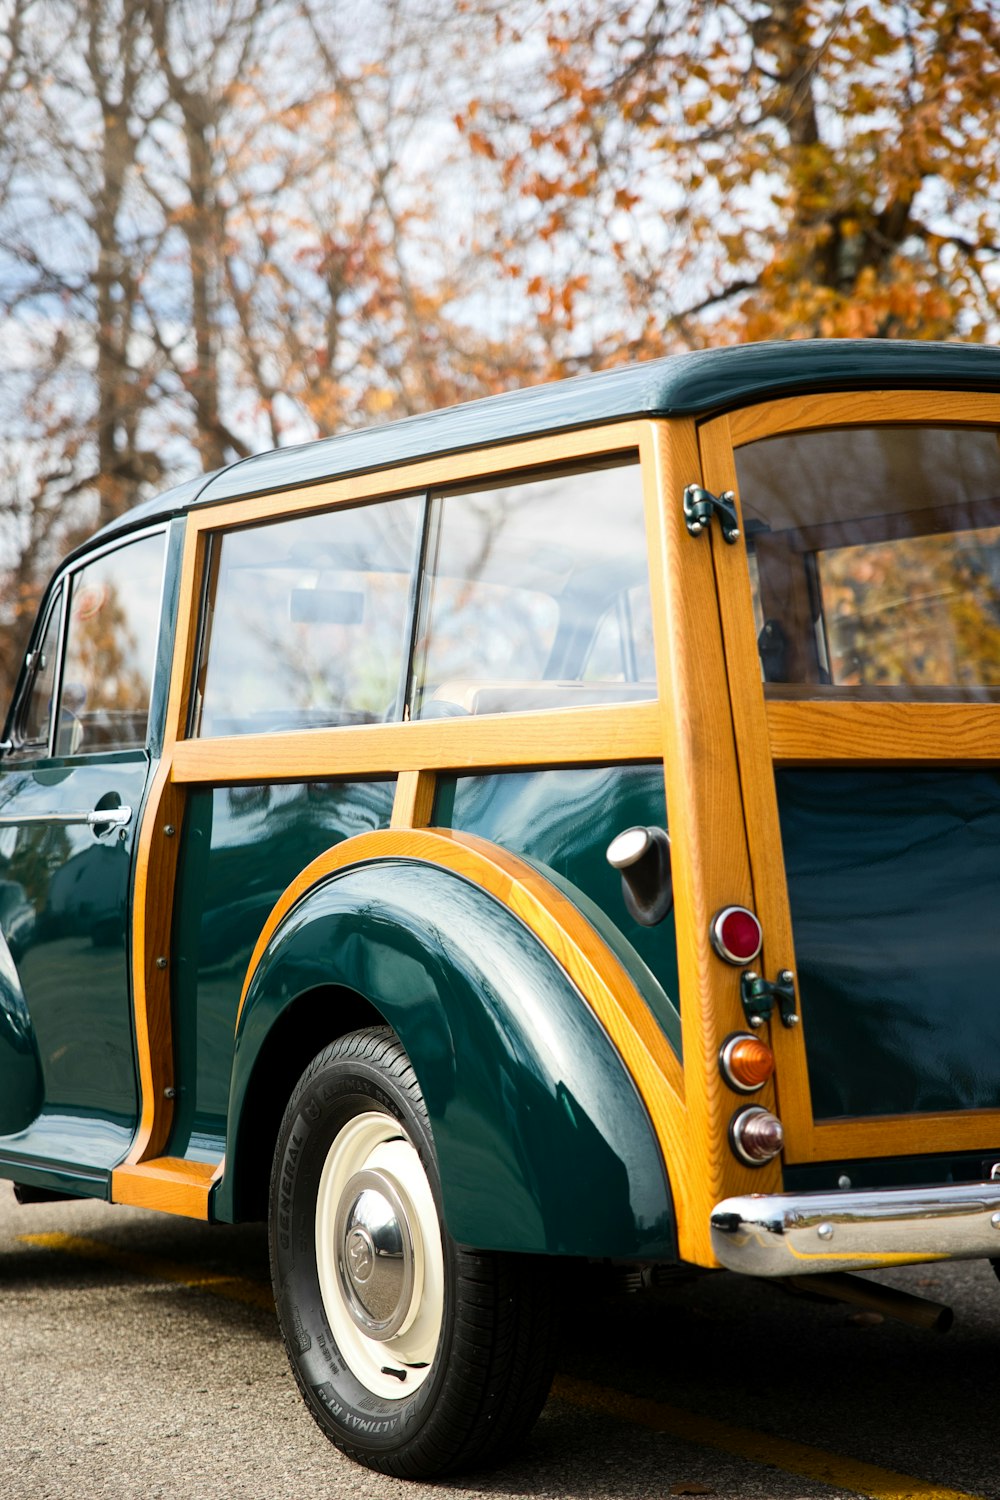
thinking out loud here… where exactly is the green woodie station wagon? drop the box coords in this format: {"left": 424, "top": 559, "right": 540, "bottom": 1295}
{"left": 3, "top": 339, "right": 1000, "bottom": 1476}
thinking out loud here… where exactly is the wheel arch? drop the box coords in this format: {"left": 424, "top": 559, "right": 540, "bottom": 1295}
{"left": 223, "top": 981, "right": 386, "bottom": 1222}
{"left": 214, "top": 851, "right": 677, "bottom": 1260}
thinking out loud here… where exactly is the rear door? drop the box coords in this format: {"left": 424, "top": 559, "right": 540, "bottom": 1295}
{"left": 698, "top": 391, "right": 1000, "bottom": 1171}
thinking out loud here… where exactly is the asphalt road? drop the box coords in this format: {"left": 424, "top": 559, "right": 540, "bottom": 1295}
{"left": 2, "top": 1182, "right": 999, "bottom": 1500}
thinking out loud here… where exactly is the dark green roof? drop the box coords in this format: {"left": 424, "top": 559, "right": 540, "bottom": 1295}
{"left": 97, "top": 339, "right": 1000, "bottom": 542}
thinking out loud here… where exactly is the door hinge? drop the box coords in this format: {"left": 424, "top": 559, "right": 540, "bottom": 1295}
{"left": 683, "top": 485, "right": 740, "bottom": 543}
{"left": 741, "top": 969, "right": 800, "bottom": 1029}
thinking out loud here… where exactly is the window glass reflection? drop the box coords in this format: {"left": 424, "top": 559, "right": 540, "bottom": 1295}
{"left": 57, "top": 533, "right": 166, "bottom": 753}
{"left": 735, "top": 426, "right": 1000, "bottom": 698}
{"left": 20, "top": 588, "right": 64, "bottom": 751}
{"left": 412, "top": 462, "right": 654, "bottom": 717}
{"left": 198, "top": 498, "right": 422, "bottom": 737}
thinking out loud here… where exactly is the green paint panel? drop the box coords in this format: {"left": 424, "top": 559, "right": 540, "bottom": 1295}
{"left": 221, "top": 860, "right": 674, "bottom": 1258}
{"left": 168, "top": 779, "right": 395, "bottom": 1161}
{"left": 776, "top": 768, "right": 1000, "bottom": 1120}
{"left": 434, "top": 766, "right": 680, "bottom": 1052}
{"left": 0, "top": 1148, "right": 110, "bottom": 1200}
{"left": 0, "top": 757, "right": 148, "bottom": 1171}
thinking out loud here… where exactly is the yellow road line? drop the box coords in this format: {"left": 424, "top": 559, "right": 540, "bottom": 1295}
{"left": 19, "top": 1232, "right": 985, "bottom": 1500}
{"left": 18, "top": 1232, "right": 274, "bottom": 1313}
{"left": 553, "top": 1375, "right": 985, "bottom": 1500}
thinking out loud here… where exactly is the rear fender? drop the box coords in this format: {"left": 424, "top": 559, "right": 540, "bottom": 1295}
{"left": 217, "top": 842, "right": 677, "bottom": 1259}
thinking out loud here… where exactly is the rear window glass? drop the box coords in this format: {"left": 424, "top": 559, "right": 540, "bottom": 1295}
{"left": 736, "top": 425, "right": 1000, "bottom": 698}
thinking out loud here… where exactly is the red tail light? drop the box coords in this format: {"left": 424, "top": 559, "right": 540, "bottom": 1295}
{"left": 710, "top": 906, "right": 763, "bottom": 965}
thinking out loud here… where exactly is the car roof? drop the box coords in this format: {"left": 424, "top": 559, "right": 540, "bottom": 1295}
{"left": 94, "top": 339, "right": 1000, "bottom": 544}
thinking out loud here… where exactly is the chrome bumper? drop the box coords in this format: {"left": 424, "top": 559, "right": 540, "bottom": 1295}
{"left": 711, "top": 1180, "right": 1000, "bottom": 1276}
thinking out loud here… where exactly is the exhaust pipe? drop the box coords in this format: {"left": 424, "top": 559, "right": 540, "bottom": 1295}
{"left": 782, "top": 1270, "right": 953, "bottom": 1333}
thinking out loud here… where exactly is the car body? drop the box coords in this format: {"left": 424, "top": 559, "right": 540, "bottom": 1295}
{"left": 2, "top": 338, "right": 1000, "bottom": 1473}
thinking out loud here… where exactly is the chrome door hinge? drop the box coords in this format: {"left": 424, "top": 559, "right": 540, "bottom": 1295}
{"left": 683, "top": 485, "right": 740, "bottom": 543}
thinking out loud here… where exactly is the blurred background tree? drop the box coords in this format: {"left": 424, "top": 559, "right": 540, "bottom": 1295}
{"left": 466, "top": 0, "right": 1000, "bottom": 367}
{"left": 0, "top": 0, "right": 523, "bottom": 697}
{"left": 0, "top": 0, "right": 998, "bottom": 704}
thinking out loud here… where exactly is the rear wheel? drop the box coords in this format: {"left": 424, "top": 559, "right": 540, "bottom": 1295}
{"left": 268, "top": 1026, "right": 556, "bottom": 1478}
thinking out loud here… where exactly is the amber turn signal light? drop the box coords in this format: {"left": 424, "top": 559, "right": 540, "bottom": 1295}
{"left": 719, "top": 1032, "right": 775, "bottom": 1093}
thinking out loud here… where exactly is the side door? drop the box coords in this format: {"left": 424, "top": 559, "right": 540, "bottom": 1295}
{"left": 0, "top": 529, "right": 167, "bottom": 1192}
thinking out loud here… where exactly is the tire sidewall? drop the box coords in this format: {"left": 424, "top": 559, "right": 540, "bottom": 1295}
{"left": 269, "top": 1044, "right": 455, "bottom": 1459}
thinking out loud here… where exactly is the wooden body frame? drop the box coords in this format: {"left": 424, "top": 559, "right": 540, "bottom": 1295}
{"left": 110, "top": 417, "right": 782, "bottom": 1262}
{"left": 698, "top": 389, "right": 1000, "bottom": 1167}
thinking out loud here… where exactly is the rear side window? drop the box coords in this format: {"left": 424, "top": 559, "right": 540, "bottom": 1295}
{"left": 195, "top": 498, "right": 423, "bottom": 737}
{"left": 412, "top": 461, "right": 653, "bottom": 716}
{"left": 736, "top": 425, "right": 1000, "bottom": 698}
{"left": 194, "top": 458, "right": 655, "bottom": 737}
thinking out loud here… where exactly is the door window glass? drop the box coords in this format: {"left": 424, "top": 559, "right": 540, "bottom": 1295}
{"left": 196, "top": 497, "right": 422, "bottom": 737}
{"left": 56, "top": 532, "right": 166, "bottom": 754}
{"left": 735, "top": 425, "right": 1000, "bottom": 698}
{"left": 412, "top": 460, "right": 654, "bottom": 716}
{"left": 17, "top": 587, "right": 64, "bottom": 751}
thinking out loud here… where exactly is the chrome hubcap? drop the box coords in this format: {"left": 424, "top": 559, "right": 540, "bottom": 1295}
{"left": 315, "top": 1111, "right": 445, "bottom": 1400}
{"left": 336, "top": 1168, "right": 415, "bottom": 1339}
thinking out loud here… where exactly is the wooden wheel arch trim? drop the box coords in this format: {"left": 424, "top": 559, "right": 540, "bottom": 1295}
{"left": 234, "top": 825, "right": 694, "bottom": 1229}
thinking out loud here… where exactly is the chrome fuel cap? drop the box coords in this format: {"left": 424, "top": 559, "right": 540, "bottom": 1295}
{"left": 335, "top": 1168, "right": 415, "bottom": 1340}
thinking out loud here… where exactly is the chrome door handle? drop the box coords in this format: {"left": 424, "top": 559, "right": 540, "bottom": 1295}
{"left": 0, "top": 806, "right": 133, "bottom": 831}
{"left": 87, "top": 806, "right": 133, "bottom": 833}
